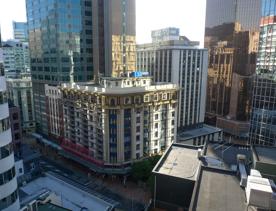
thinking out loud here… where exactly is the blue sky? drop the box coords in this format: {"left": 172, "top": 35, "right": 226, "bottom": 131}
{"left": 0, "top": 0, "right": 206, "bottom": 45}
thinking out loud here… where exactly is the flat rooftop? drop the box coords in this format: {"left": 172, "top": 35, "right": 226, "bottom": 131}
{"left": 191, "top": 168, "right": 246, "bottom": 211}
{"left": 178, "top": 124, "right": 222, "bottom": 141}
{"left": 254, "top": 146, "right": 276, "bottom": 164}
{"left": 153, "top": 144, "right": 202, "bottom": 180}
{"left": 20, "top": 174, "right": 113, "bottom": 211}
{"left": 38, "top": 203, "right": 71, "bottom": 211}
{"left": 206, "top": 143, "right": 251, "bottom": 170}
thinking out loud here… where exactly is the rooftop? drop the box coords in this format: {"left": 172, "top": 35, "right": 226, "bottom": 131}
{"left": 62, "top": 77, "right": 178, "bottom": 95}
{"left": 253, "top": 146, "right": 276, "bottom": 164}
{"left": 178, "top": 124, "right": 222, "bottom": 142}
{"left": 206, "top": 143, "right": 251, "bottom": 170}
{"left": 38, "top": 203, "right": 71, "bottom": 211}
{"left": 20, "top": 174, "right": 114, "bottom": 211}
{"left": 153, "top": 144, "right": 202, "bottom": 180}
{"left": 191, "top": 167, "right": 246, "bottom": 211}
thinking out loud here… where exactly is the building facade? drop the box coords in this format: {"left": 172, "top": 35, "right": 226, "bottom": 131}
{"left": 137, "top": 37, "right": 208, "bottom": 130}
{"left": 13, "top": 21, "right": 28, "bottom": 43}
{"left": 205, "top": 0, "right": 261, "bottom": 140}
{"left": 0, "top": 35, "right": 20, "bottom": 211}
{"left": 7, "top": 77, "right": 35, "bottom": 133}
{"left": 151, "top": 27, "right": 180, "bottom": 43}
{"left": 61, "top": 75, "right": 177, "bottom": 172}
{"left": 45, "top": 84, "right": 63, "bottom": 140}
{"left": 9, "top": 105, "right": 22, "bottom": 154}
{"left": 26, "top": 0, "right": 94, "bottom": 134}
{"left": 249, "top": 0, "right": 276, "bottom": 146}
{"left": 2, "top": 40, "right": 30, "bottom": 78}
{"left": 92, "top": 0, "right": 136, "bottom": 78}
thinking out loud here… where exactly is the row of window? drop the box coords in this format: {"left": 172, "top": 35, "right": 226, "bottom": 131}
{"left": 0, "top": 143, "right": 13, "bottom": 160}
{"left": 0, "top": 117, "right": 10, "bottom": 133}
{"left": 0, "top": 91, "right": 8, "bottom": 104}
{"left": 0, "top": 166, "right": 16, "bottom": 186}
{"left": 0, "top": 190, "right": 18, "bottom": 210}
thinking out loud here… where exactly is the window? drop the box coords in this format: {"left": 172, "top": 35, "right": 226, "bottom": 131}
{"left": 136, "top": 116, "right": 140, "bottom": 124}
{"left": 85, "top": 11, "right": 92, "bottom": 16}
{"left": 155, "top": 123, "right": 158, "bottom": 129}
{"left": 136, "top": 126, "right": 140, "bottom": 132}
{"left": 155, "top": 114, "right": 158, "bottom": 120}
{"left": 136, "top": 135, "right": 140, "bottom": 141}
{"left": 14, "top": 123, "right": 20, "bottom": 130}
{"left": 12, "top": 113, "right": 19, "bottom": 120}
{"left": 0, "top": 117, "right": 10, "bottom": 132}
{"left": 0, "top": 91, "right": 7, "bottom": 104}
{"left": 155, "top": 131, "right": 158, "bottom": 137}
{"left": 172, "top": 111, "right": 175, "bottom": 117}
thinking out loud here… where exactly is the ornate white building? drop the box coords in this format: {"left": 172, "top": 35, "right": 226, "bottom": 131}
{"left": 60, "top": 74, "right": 178, "bottom": 174}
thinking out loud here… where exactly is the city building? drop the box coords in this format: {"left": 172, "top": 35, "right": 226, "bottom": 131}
{"left": 137, "top": 29, "right": 208, "bottom": 130}
{"left": 60, "top": 74, "right": 178, "bottom": 173}
{"left": 249, "top": 0, "right": 276, "bottom": 146}
{"left": 152, "top": 142, "right": 276, "bottom": 211}
{"left": 26, "top": 0, "right": 94, "bottom": 134}
{"left": 205, "top": 0, "right": 262, "bottom": 141}
{"left": 151, "top": 27, "right": 180, "bottom": 43}
{"left": 7, "top": 77, "right": 35, "bottom": 133}
{"left": 45, "top": 84, "right": 63, "bottom": 140}
{"left": 92, "top": 0, "right": 136, "bottom": 78}
{"left": 177, "top": 124, "right": 223, "bottom": 146}
{"left": 0, "top": 33, "right": 20, "bottom": 211}
{"left": 9, "top": 104, "right": 22, "bottom": 154}
{"left": 19, "top": 172, "right": 117, "bottom": 211}
{"left": 252, "top": 146, "right": 276, "bottom": 181}
{"left": 13, "top": 21, "right": 28, "bottom": 43}
{"left": 2, "top": 39, "right": 30, "bottom": 78}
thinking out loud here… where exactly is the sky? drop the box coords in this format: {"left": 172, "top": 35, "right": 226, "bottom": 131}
{"left": 0, "top": 0, "right": 206, "bottom": 45}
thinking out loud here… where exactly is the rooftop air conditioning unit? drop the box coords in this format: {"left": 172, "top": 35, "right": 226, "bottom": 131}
{"left": 250, "top": 169, "right": 262, "bottom": 178}
{"left": 246, "top": 176, "right": 272, "bottom": 209}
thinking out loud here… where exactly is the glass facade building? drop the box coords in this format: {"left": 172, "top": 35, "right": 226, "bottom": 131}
{"left": 92, "top": 0, "right": 136, "bottom": 78}
{"left": 26, "top": 0, "right": 93, "bottom": 134}
{"left": 249, "top": 0, "right": 276, "bottom": 146}
{"left": 205, "top": 0, "right": 261, "bottom": 140}
{"left": 13, "top": 21, "right": 28, "bottom": 43}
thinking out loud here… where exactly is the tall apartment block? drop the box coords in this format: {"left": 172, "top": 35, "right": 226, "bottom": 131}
{"left": 249, "top": 0, "right": 276, "bottom": 146}
{"left": 26, "top": 0, "right": 94, "bottom": 134}
{"left": 60, "top": 75, "right": 177, "bottom": 173}
{"left": 2, "top": 40, "right": 30, "bottom": 78}
{"left": 205, "top": 0, "right": 261, "bottom": 140}
{"left": 0, "top": 33, "right": 20, "bottom": 211}
{"left": 7, "top": 77, "right": 35, "bottom": 133}
{"left": 92, "top": 0, "right": 136, "bottom": 78}
{"left": 13, "top": 21, "right": 28, "bottom": 43}
{"left": 137, "top": 28, "right": 208, "bottom": 130}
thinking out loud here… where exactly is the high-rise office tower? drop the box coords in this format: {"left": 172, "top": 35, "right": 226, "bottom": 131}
{"left": 205, "top": 0, "right": 261, "bottom": 141}
{"left": 92, "top": 0, "right": 136, "bottom": 78}
{"left": 26, "top": 0, "right": 94, "bottom": 134}
{"left": 2, "top": 40, "right": 30, "bottom": 78}
{"left": 7, "top": 77, "right": 35, "bottom": 133}
{"left": 249, "top": 0, "right": 276, "bottom": 146}
{"left": 0, "top": 32, "right": 20, "bottom": 211}
{"left": 13, "top": 21, "right": 28, "bottom": 43}
{"left": 137, "top": 28, "right": 208, "bottom": 130}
